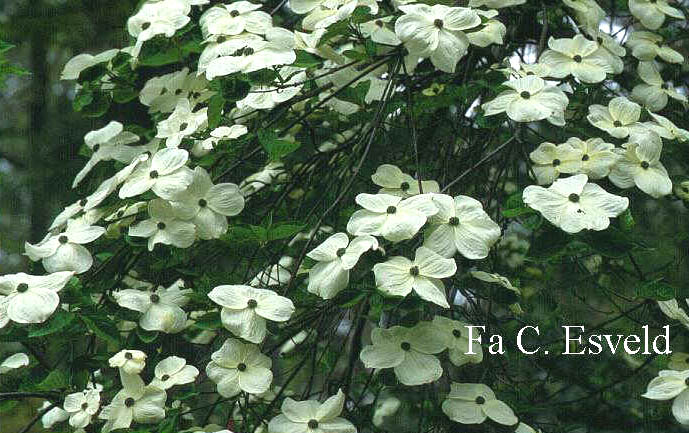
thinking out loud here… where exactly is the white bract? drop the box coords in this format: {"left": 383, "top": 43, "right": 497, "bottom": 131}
{"left": 424, "top": 194, "right": 501, "bottom": 259}
{"left": 632, "top": 62, "right": 687, "bottom": 112}
{"left": 267, "top": 389, "right": 357, "bottom": 433}
{"left": 170, "top": 167, "right": 245, "bottom": 239}
{"left": 63, "top": 389, "right": 101, "bottom": 429}
{"left": 432, "top": 316, "right": 483, "bottom": 366}
{"left": 129, "top": 199, "right": 197, "bottom": 251}
{"left": 360, "top": 17, "right": 401, "bottom": 46}
{"left": 523, "top": 174, "right": 629, "bottom": 233}
{"left": 629, "top": 0, "right": 684, "bottom": 30}
{"left": 127, "top": 0, "right": 192, "bottom": 58}
{"left": 100, "top": 375, "right": 166, "bottom": 433}
{"left": 346, "top": 193, "right": 438, "bottom": 242}
{"left": 192, "top": 124, "right": 248, "bottom": 157}
{"left": 373, "top": 246, "right": 456, "bottom": 308}
{"left": 643, "top": 370, "right": 689, "bottom": 424}
{"left": 0, "top": 271, "right": 74, "bottom": 326}
{"left": 60, "top": 48, "right": 119, "bottom": 80}
{"left": 156, "top": 99, "right": 208, "bottom": 148}
{"left": 0, "top": 352, "right": 29, "bottom": 374}
{"left": 482, "top": 75, "right": 569, "bottom": 125}
{"left": 109, "top": 349, "right": 147, "bottom": 375}
{"left": 150, "top": 356, "right": 199, "bottom": 389}
{"left": 360, "top": 323, "right": 445, "bottom": 385}
{"left": 207, "top": 284, "right": 295, "bottom": 343}
{"left": 25, "top": 220, "right": 105, "bottom": 274}
{"left": 627, "top": 31, "right": 684, "bottom": 64}
{"left": 539, "top": 35, "right": 614, "bottom": 83}
{"left": 587, "top": 97, "right": 644, "bottom": 139}
{"left": 371, "top": 164, "right": 439, "bottom": 197}
{"left": 200, "top": 2, "right": 272, "bottom": 39}
{"left": 609, "top": 131, "right": 672, "bottom": 198}
{"left": 119, "top": 148, "right": 194, "bottom": 199}
{"left": 114, "top": 279, "right": 192, "bottom": 333}
{"left": 442, "top": 382, "right": 518, "bottom": 426}
{"left": 529, "top": 141, "right": 583, "bottom": 185}
{"left": 307, "top": 233, "right": 378, "bottom": 299}
{"left": 139, "top": 68, "right": 213, "bottom": 114}
{"left": 206, "top": 338, "right": 273, "bottom": 397}
{"left": 395, "top": 4, "right": 481, "bottom": 73}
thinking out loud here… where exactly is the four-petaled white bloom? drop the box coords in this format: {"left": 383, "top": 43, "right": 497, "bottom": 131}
{"left": 129, "top": 199, "right": 197, "bottom": 251}
{"left": 629, "top": 0, "right": 684, "bottom": 30}
{"left": 347, "top": 193, "right": 438, "bottom": 242}
{"left": 371, "top": 164, "right": 439, "bottom": 197}
{"left": 206, "top": 338, "right": 273, "bottom": 397}
{"left": 0, "top": 352, "right": 30, "bottom": 374}
{"left": 127, "top": 0, "right": 192, "bottom": 59}
{"left": 609, "top": 131, "right": 672, "bottom": 198}
{"left": 482, "top": 76, "right": 569, "bottom": 125}
{"left": 0, "top": 271, "right": 74, "bottom": 326}
{"left": 119, "top": 148, "right": 194, "bottom": 199}
{"left": 539, "top": 35, "right": 614, "bottom": 83}
{"left": 432, "top": 316, "right": 483, "bottom": 367}
{"left": 424, "top": 194, "right": 501, "bottom": 259}
{"left": 200, "top": 2, "right": 272, "bottom": 38}
{"left": 60, "top": 48, "right": 119, "bottom": 80}
{"left": 587, "top": 96, "right": 644, "bottom": 139}
{"left": 109, "top": 349, "right": 147, "bottom": 374}
{"left": 632, "top": 62, "right": 688, "bottom": 112}
{"left": 395, "top": 4, "right": 481, "bottom": 73}
{"left": 139, "top": 68, "right": 213, "bottom": 114}
{"left": 561, "top": 0, "right": 605, "bottom": 31}
{"left": 442, "top": 382, "right": 518, "bottom": 426}
{"left": 170, "top": 167, "right": 245, "bottom": 239}
{"left": 267, "top": 389, "right": 357, "bottom": 433}
{"left": 192, "top": 124, "right": 248, "bottom": 157}
{"left": 360, "top": 323, "right": 445, "bottom": 385}
{"left": 307, "top": 233, "right": 378, "bottom": 299}
{"left": 360, "top": 17, "right": 401, "bottom": 46}
{"left": 642, "top": 370, "right": 689, "bottom": 424}
{"left": 529, "top": 141, "right": 583, "bottom": 185}
{"left": 99, "top": 375, "right": 166, "bottom": 433}
{"left": 114, "top": 279, "right": 192, "bottom": 333}
{"left": 523, "top": 174, "right": 629, "bottom": 233}
{"left": 646, "top": 112, "right": 689, "bottom": 143}
{"left": 627, "top": 31, "right": 684, "bottom": 64}
{"left": 156, "top": 99, "right": 208, "bottom": 148}
{"left": 63, "top": 388, "right": 101, "bottom": 429}
{"left": 150, "top": 356, "right": 199, "bottom": 389}
{"left": 208, "top": 284, "right": 295, "bottom": 343}
{"left": 25, "top": 220, "right": 105, "bottom": 274}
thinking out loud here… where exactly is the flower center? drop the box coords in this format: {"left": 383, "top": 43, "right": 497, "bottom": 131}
{"left": 150, "top": 170, "right": 159, "bottom": 179}
{"left": 386, "top": 206, "right": 397, "bottom": 214}
{"left": 125, "top": 352, "right": 133, "bottom": 360}
{"left": 409, "top": 266, "right": 420, "bottom": 276}
{"left": 448, "top": 216, "right": 459, "bottom": 226}
{"left": 175, "top": 88, "right": 183, "bottom": 95}
{"left": 613, "top": 120, "right": 622, "bottom": 127}
{"left": 16, "top": 283, "right": 29, "bottom": 293}
{"left": 141, "top": 22, "right": 150, "bottom": 31}
{"left": 597, "top": 36, "right": 603, "bottom": 44}
{"left": 400, "top": 181, "right": 410, "bottom": 191}
{"left": 452, "top": 329, "right": 462, "bottom": 338}
{"left": 582, "top": 154, "right": 589, "bottom": 161}
{"left": 375, "top": 19, "right": 384, "bottom": 27}
{"left": 59, "top": 235, "right": 69, "bottom": 244}
{"left": 552, "top": 159, "right": 561, "bottom": 167}
{"left": 520, "top": 91, "right": 530, "bottom": 99}
{"left": 247, "top": 299, "right": 258, "bottom": 308}
{"left": 308, "top": 419, "right": 319, "bottom": 429}
{"left": 433, "top": 19, "right": 444, "bottom": 29}
{"left": 179, "top": 122, "right": 189, "bottom": 131}
{"left": 400, "top": 342, "right": 411, "bottom": 351}
{"left": 93, "top": 144, "right": 100, "bottom": 153}
{"left": 150, "top": 293, "right": 160, "bottom": 303}
{"left": 125, "top": 397, "right": 135, "bottom": 407}
{"left": 336, "top": 248, "right": 346, "bottom": 257}
{"left": 79, "top": 198, "right": 88, "bottom": 207}
{"left": 568, "top": 193, "right": 580, "bottom": 203}
{"left": 237, "top": 362, "right": 247, "bottom": 372}
{"left": 217, "top": 36, "right": 227, "bottom": 44}
{"left": 161, "top": 374, "right": 170, "bottom": 381}
{"left": 198, "top": 198, "right": 208, "bottom": 207}
{"left": 81, "top": 402, "right": 88, "bottom": 410}
{"left": 640, "top": 161, "right": 650, "bottom": 169}
{"left": 475, "top": 396, "right": 486, "bottom": 405}
{"left": 157, "top": 222, "right": 166, "bottom": 230}
{"left": 117, "top": 210, "right": 124, "bottom": 218}
{"left": 573, "top": 55, "right": 582, "bottom": 63}
{"left": 243, "top": 47, "right": 255, "bottom": 56}
{"left": 230, "top": 9, "right": 240, "bottom": 17}
{"left": 661, "top": 83, "right": 669, "bottom": 90}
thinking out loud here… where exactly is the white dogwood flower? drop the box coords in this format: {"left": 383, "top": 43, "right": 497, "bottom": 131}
{"left": 0, "top": 352, "right": 29, "bottom": 374}
{"left": 629, "top": 0, "right": 684, "bottom": 30}
{"left": 609, "top": 131, "right": 672, "bottom": 198}
{"left": 267, "top": 389, "right": 356, "bottom": 433}
{"left": 424, "top": 194, "right": 501, "bottom": 259}
{"left": 432, "top": 316, "right": 483, "bottom": 367}
{"left": 170, "top": 167, "right": 245, "bottom": 239}
{"left": 207, "top": 284, "right": 295, "bottom": 343}
{"left": 99, "top": 377, "right": 166, "bottom": 433}
{"left": 560, "top": 137, "right": 619, "bottom": 180}
{"left": 139, "top": 68, "right": 213, "bottom": 114}
{"left": 360, "top": 324, "right": 445, "bottom": 385}
{"left": 529, "top": 141, "right": 584, "bottom": 185}
{"left": 632, "top": 61, "right": 687, "bottom": 112}
{"left": 200, "top": 2, "right": 272, "bottom": 39}
{"left": 119, "top": 148, "right": 194, "bottom": 199}
{"left": 206, "top": 338, "right": 273, "bottom": 397}
{"left": 192, "top": 124, "right": 248, "bottom": 157}
{"left": 539, "top": 35, "right": 614, "bottom": 83}
{"left": 360, "top": 17, "right": 401, "bottom": 45}
{"left": 109, "top": 349, "right": 147, "bottom": 375}
{"left": 60, "top": 48, "right": 119, "bottom": 80}
{"left": 347, "top": 193, "right": 438, "bottom": 242}
{"left": 587, "top": 96, "right": 644, "bottom": 139}
{"left": 63, "top": 389, "right": 100, "bottom": 429}
{"left": 156, "top": 99, "right": 208, "bottom": 148}
{"left": 129, "top": 199, "right": 197, "bottom": 251}
{"left": 627, "top": 31, "right": 684, "bottom": 64}
{"left": 646, "top": 112, "right": 689, "bottom": 142}
{"left": 127, "top": 0, "right": 192, "bottom": 58}
{"left": 371, "top": 164, "right": 440, "bottom": 197}
{"left": 25, "top": 220, "right": 105, "bottom": 274}
{"left": 643, "top": 370, "right": 689, "bottom": 424}
{"left": 562, "top": 0, "right": 605, "bottom": 31}
{"left": 523, "top": 174, "right": 629, "bottom": 233}
{"left": 150, "top": 356, "right": 199, "bottom": 389}
{"left": 395, "top": 4, "right": 480, "bottom": 73}
{"left": 482, "top": 75, "right": 569, "bottom": 125}
{"left": 467, "top": 11, "right": 506, "bottom": 48}
{"left": 307, "top": 233, "right": 378, "bottom": 299}
{"left": 114, "top": 279, "right": 192, "bottom": 333}
{"left": 0, "top": 272, "right": 73, "bottom": 326}
{"left": 442, "top": 382, "right": 518, "bottom": 425}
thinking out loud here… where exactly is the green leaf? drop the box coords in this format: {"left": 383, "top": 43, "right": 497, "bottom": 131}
{"left": 619, "top": 208, "right": 635, "bottom": 232}
{"left": 267, "top": 223, "right": 304, "bottom": 241}
{"left": 81, "top": 315, "right": 121, "bottom": 346}
{"left": 35, "top": 369, "right": 69, "bottom": 391}
{"left": 28, "top": 310, "right": 75, "bottom": 338}
{"left": 219, "top": 76, "right": 251, "bottom": 102}
{"left": 112, "top": 86, "right": 139, "bottom": 104}
{"left": 81, "top": 91, "right": 111, "bottom": 118}
{"left": 342, "top": 50, "right": 368, "bottom": 61}
{"left": 259, "top": 130, "right": 301, "bottom": 161}
{"left": 137, "top": 328, "right": 159, "bottom": 343}
{"left": 293, "top": 50, "right": 321, "bottom": 68}
{"left": 191, "top": 313, "right": 222, "bottom": 330}
{"left": 207, "top": 93, "right": 224, "bottom": 129}
{"left": 73, "top": 88, "right": 94, "bottom": 112}
{"left": 636, "top": 280, "right": 677, "bottom": 301}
